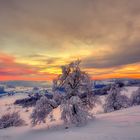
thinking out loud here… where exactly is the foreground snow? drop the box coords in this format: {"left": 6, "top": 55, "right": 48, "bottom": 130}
{"left": 0, "top": 106, "right": 140, "bottom": 140}
{"left": 0, "top": 86, "right": 139, "bottom": 140}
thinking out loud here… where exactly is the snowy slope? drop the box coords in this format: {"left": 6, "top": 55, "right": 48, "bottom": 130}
{"left": 121, "top": 86, "right": 139, "bottom": 98}
{"left": 0, "top": 106, "right": 140, "bottom": 140}
{"left": 0, "top": 86, "right": 140, "bottom": 140}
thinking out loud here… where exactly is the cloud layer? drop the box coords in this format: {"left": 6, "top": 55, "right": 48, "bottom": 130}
{"left": 0, "top": 0, "right": 140, "bottom": 80}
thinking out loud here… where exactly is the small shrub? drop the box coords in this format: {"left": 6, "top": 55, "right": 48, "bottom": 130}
{"left": 0, "top": 112, "right": 24, "bottom": 129}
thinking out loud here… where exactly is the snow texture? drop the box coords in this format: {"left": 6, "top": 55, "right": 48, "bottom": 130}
{"left": 0, "top": 106, "right": 140, "bottom": 140}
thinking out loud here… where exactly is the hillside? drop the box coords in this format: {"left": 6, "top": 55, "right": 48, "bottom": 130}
{"left": 0, "top": 106, "right": 140, "bottom": 140}
{"left": 0, "top": 86, "right": 139, "bottom": 140}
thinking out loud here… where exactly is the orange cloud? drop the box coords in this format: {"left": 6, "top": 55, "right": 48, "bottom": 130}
{"left": 86, "top": 63, "right": 140, "bottom": 80}
{"left": 0, "top": 52, "right": 139, "bottom": 81}
{"left": 0, "top": 52, "right": 57, "bottom": 81}
{"left": 0, "top": 53, "right": 15, "bottom": 64}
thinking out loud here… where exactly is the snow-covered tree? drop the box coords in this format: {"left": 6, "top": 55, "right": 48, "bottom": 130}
{"left": 31, "top": 96, "right": 57, "bottom": 125}
{"left": 31, "top": 60, "right": 95, "bottom": 127}
{"left": 104, "top": 84, "right": 130, "bottom": 113}
{"left": 0, "top": 112, "right": 24, "bottom": 129}
{"left": 60, "top": 96, "right": 92, "bottom": 128}
{"left": 52, "top": 60, "right": 95, "bottom": 127}
{"left": 53, "top": 60, "right": 95, "bottom": 108}
{"left": 131, "top": 87, "right": 140, "bottom": 105}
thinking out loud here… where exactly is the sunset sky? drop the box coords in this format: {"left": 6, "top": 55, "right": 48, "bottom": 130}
{"left": 0, "top": 0, "right": 140, "bottom": 81}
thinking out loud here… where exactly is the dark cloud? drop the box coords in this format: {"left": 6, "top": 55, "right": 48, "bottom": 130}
{"left": 82, "top": 41, "right": 140, "bottom": 68}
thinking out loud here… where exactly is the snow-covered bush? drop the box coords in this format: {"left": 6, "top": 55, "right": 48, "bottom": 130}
{"left": 104, "top": 85, "right": 130, "bottom": 113}
{"left": 31, "top": 96, "right": 58, "bottom": 125}
{"left": 61, "top": 96, "right": 92, "bottom": 127}
{"left": 131, "top": 88, "right": 140, "bottom": 105}
{"left": 0, "top": 112, "right": 24, "bottom": 129}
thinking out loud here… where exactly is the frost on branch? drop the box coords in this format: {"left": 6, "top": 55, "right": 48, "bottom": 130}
{"left": 104, "top": 84, "right": 130, "bottom": 113}
{"left": 31, "top": 96, "right": 57, "bottom": 125}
